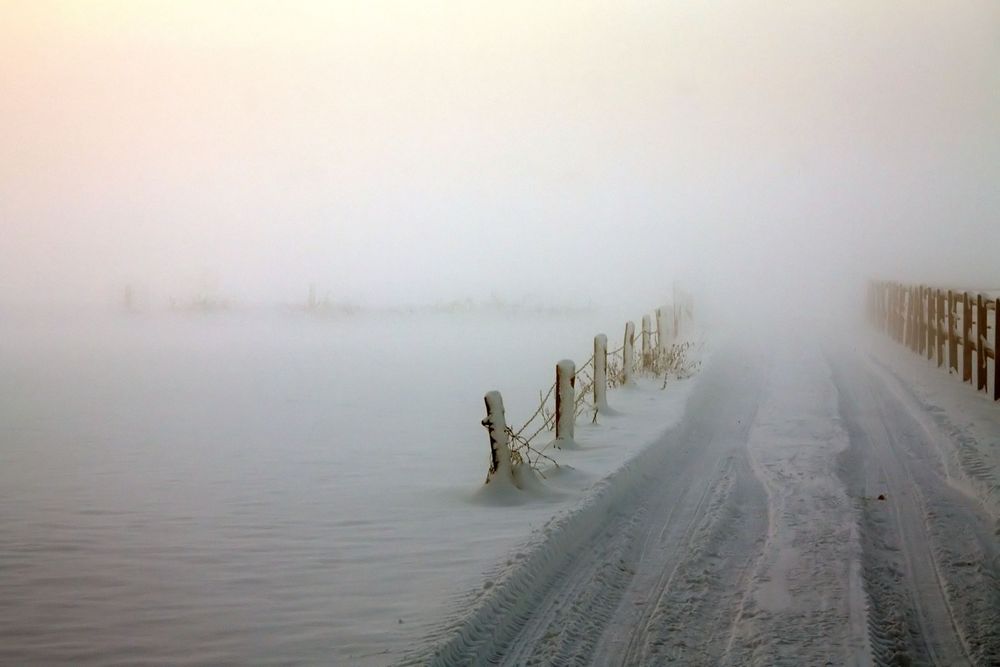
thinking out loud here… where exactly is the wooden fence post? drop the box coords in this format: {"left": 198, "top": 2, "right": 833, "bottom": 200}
{"left": 641, "top": 315, "right": 652, "bottom": 371}
{"left": 656, "top": 308, "right": 667, "bottom": 354}
{"left": 623, "top": 321, "right": 635, "bottom": 385}
{"left": 948, "top": 290, "right": 958, "bottom": 373}
{"left": 887, "top": 283, "right": 893, "bottom": 337}
{"left": 977, "top": 294, "right": 988, "bottom": 392}
{"left": 995, "top": 298, "right": 999, "bottom": 401}
{"left": 482, "top": 391, "right": 512, "bottom": 483}
{"left": 917, "top": 286, "right": 923, "bottom": 353}
{"left": 555, "top": 359, "right": 576, "bottom": 444}
{"left": 883, "top": 283, "right": 890, "bottom": 333}
{"left": 594, "top": 334, "right": 609, "bottom": 412}
{"left": 918, "top": 286, "right": 926, "bottom": 356}
{"left": 904, "top": 286, "right": 910, "bottom": 349}
{"left": 896, "top": 283, "right": 902, "bottom": 342}
{"left": 928, "top": 287, "right": 937, "bottom": 361}
{"left": 963, "top": 292, "right": 973, "bottom": 383}
{"left": 937, "top": 290, "right": 945, "bottom": 367}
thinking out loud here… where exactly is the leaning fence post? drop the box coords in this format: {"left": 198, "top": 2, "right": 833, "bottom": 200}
{"left": 555, "top": 359, "right": 576, "bottom": 444}
{"left": 593, "top": 334, "right": 609, "bottom": 412}
{"left": 623, "top": 321, "right": 635, "bottom": 385}
{"left": 641, "top": 315, "right": 652, "bottom": 371}
{"left": 482, "top": 391, "right": 512, "bottom": 483}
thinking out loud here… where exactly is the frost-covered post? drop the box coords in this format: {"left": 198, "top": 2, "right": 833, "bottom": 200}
{"left": 641, "top": 315, "right": 652, "bottom": 371}
{"left": 482, "top": 391, "right": 512, "bottom": 483}
{"left": 555, "top": 359, "right": 576, "bottom": 444}
{"left": 623, "top": 321, "right": 635, "bottom": 385}
{"left": 593, "top": 334, "right": 609, "bottom": 413}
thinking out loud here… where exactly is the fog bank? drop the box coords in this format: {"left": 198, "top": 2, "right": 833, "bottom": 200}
{"left": 2, "top": 1, "right": 997, "bottom": 320}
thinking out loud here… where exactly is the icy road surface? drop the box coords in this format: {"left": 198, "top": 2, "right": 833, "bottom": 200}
{"left": 411, "top": 339, "right": 1000, "bottom": 666}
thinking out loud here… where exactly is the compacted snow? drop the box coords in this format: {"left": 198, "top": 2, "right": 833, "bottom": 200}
{"left": 3, "top": 311, "right": 999, "bottom": 665}
{"left": 406, "top": 333, "right": 1000, "bottom": 666}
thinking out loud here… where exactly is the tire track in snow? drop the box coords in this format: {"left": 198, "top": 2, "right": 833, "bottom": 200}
{"left": 612, "top": 449, "right": 769, "bottom": 665}
{"left": 403, "top": 347, "right": 769, "bottom": 666}
{"left": 719, "top": 347, "right": 871, "bottom": 666}
{"left": 832, "top": 351, "right": 1000, "bottom": 666}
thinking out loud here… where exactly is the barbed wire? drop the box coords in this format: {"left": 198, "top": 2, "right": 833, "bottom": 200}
{"left": 494, "top": 307, "right": 698, "bottom": 476}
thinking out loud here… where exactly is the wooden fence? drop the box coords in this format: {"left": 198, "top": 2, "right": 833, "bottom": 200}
{"left": 867, "top": 281, "right": 999, "bottom": 401}
{"left": 482, "top": 291, "right": 695, "bottom": 485}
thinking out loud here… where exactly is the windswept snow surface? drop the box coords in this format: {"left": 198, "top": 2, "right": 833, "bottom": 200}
{"left": 0, "top": 309, "right": 699, "bottom": 665}
{"left": 410, "top": 334, "right": 1000, "bottom": 666}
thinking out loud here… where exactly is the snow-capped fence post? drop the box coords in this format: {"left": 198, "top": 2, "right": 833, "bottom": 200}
{"left": 555, "top": 359, "right": 576, "bottom": 444}
{"left": 977, "top": 294, "right": 988, "bottom": 392}
{"left": 623, "top": 321, "right": 635, "bottom": 385}
{"left": 963, "top": 292, "right": 973, "bottom": 383}
{"left": 641, "top": 315, "right": 652, "bottom": 371}
{"left": 482, "top": 391, "right": 512, "bottom": 483}
{"left": 593, "top": 334, "right": 609, "bottom": 413}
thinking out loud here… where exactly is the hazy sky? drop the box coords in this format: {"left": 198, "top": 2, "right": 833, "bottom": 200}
{"left": 2, "top": 1, "right": 998, "bottom": 310}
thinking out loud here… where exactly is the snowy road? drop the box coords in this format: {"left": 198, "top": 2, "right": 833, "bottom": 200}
{"left": 410, "top": 339, "right": 1000, "bottom": 666}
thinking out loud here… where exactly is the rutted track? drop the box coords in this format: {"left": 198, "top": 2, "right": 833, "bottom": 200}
{"left": 406, "top": 340, "right": 1000, "bottom": 666}
{"left": 403, "top": 346, "right": 770, "bottom": 666}
{"left": 832, "top": 350, "right": 1000, "bottom": 666}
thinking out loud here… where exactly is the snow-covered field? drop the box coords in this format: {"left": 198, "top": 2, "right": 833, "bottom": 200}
{"left": 4, "top": 310, "right": 999, "bottom": 666}
{"left": 0, "top": 308, "right": 697, "bottom": 665}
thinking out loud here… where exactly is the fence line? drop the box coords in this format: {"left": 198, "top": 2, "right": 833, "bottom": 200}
{"left": 867, "top": 280, "right": 999, "bottom": 402}
{"left": 482, "top": 290, "right": 695, "bottom": 484}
